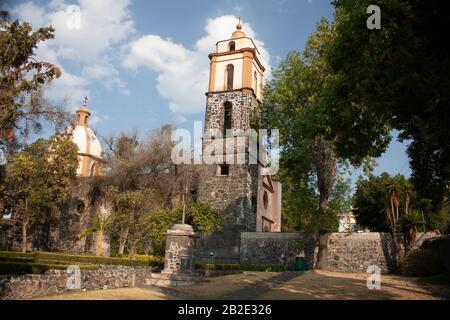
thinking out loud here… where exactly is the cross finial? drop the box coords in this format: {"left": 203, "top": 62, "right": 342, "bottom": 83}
{"left": 84, "top": 96, "right": 88, "bottom": 105}
{"left": 236, "top": 17, "right": 242, "bottom": 30}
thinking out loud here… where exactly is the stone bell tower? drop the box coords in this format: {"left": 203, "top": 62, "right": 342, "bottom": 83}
{"left": 197, "top": 19, "right": 266, "bottom": 232}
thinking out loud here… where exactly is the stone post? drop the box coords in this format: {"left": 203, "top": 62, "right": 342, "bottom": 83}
{"left": 162, "top": 224, "right": 196, "bottom": 275}
{"left": 150, "top": 224, "right": 203, "bottom": 286}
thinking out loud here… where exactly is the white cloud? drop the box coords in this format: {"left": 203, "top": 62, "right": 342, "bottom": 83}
{"left": 12, "top": 2, "right": 45, "bottom": 28}
{"left": 11, "top": 0, "right": 134, "bottom": 112}
{"left": 124, "top": 15, "right": 271, "bottom": 115}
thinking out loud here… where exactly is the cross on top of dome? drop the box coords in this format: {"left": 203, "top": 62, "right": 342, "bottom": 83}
{"left": 231, "top": 17, "right": 246, "bottom": 39}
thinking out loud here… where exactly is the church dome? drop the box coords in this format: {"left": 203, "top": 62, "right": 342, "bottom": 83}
{"left": 65, "top": 102, "right": 103, "bottom": 176}
{"left": 67, "top": 125, "right": 102, "bottom": 159}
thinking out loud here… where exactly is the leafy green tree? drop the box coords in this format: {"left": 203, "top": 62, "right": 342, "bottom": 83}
{"left": 108, "top": 188, "right": 164, "bottom": 256}
{"left": 147, "top": 208, "right": 181, "bottom": 256}
{"left": 261, "top": 19, "right": 346, "bottom": 269}
{"left": 147, "top": 202, "right": 223, "bottom": 256}
{"left": 280, "top": 176, "right": 318, "bottom": 232}
{"left": 329, "top": 0, "right": 450, "bottom": 205}
{"left": 329, "top": 177, "right": 353, "bottom": 215}
{"left": 5, "top": 134, "right": 78, "bottom": 252}
{"left": 0, "top": 11, "right": 66, "bottom": 153}
{"left": 179, "top": 202, "right": 223, "bottom": 233}
{"left": 353, "top": 173, "right": 415, "bottom": 231}
{"left": 353, "top": 173, "right": 392, "bottom": 231}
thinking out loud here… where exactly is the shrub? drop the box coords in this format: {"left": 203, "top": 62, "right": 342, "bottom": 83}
{"left": 195, "top": 263, "right": 240, "bottom": 271}
{"left": 400, "top": 236, "right": 450, "bottom": 276}
{"left": 240, "top": 264, "right": 287, "bottom": 272}
{"left": 0, "top": 261, "right": 96, "bottom": 275}
{"left": 0, "top": 251, "right": 164, "bottom": 270}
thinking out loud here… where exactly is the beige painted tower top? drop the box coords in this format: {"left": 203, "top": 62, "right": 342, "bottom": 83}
{"left": 208, "top": 18, "right": 265, "bottom": 101}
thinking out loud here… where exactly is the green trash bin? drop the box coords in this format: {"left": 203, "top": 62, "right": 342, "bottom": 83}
{"left": 294, "top": 257, "right": 306, "bottom": 271}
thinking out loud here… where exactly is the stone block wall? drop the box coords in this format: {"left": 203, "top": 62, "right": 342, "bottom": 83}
{"left": 212, "top": 232, "right": 402, "bottom": 274}
{"left": 204, "top": 91, "right": 258, "bottom": 137}
{"left": 0, "top": 178, "right": 109, "bottom": 256}
{"left": 327, "top": 232, "right": 399, "bottom": 274}
{"left": 197, "top": 163, "right": 258, "bottom": 232}
{"left": 239, "top": 232, "right": 316, "bottom": 269}
{"left": 195, "top": 228, "right": 242, "bottom": 264}
{"left": 0, "top": 265, "right": 153, "bottom": 300}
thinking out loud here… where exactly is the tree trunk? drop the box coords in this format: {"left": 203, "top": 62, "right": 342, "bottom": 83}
{"left": 316, "top": 230, "right": 329, "bottom": 270}
{"left": 390, "top": 196, "right": 396, "bottom": 228}
{"left": 390, "top": 229, "right": 403, "bottom": 269}
{"left": 97, "top": 230, "right": 103, "bottom": 257}
{"left": 21, "top": 199, "right": 29, "bottom": 253}
{"left": 21, "top": 216, "right": 28, "bottom": 253}
{"left": 311, "top": 136, "right": 337, "bottom": 270}
{"left": 118, "top": 226, "right": 129, "bottom": 255}
{"left": 182, "top": 191, "right": 186, "bottom": 224}
{"left": 315, "top": 195, "right": 331, "bottom": 270}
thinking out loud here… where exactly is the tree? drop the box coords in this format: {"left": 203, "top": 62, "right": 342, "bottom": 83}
{"left": 5, "top": 134, "right": 78, "bottom": 252}
{"left": 328, "top": 177, "right": 353, "bottom": 215}
{"left": 329, "top": 0, "right": 450, "bottom": 205}
{"left": 177, "top": 202, "right": 223, "bottom": 233}
{"left": 0, "top": 12, "right": 66, "bottom": 154}
{"left": 79, "top": 203, "right": 114, "bottom": 257}
{"left": 101, "top": 125, "right": 176, "bottom": 204}
{"left": 261, "top": 19, "right": 343, "bottom": 269}
{"left": 352, "top": 172, "right": 445, "bottom": 259}
{"left": 107, "top": 188, "right": 164, "bottom": 256}
{"left": 147, "top": 202, "right": 223, "bottom": 256}
{"left": 353, "top": 173, "right": 393, "bottom": 232}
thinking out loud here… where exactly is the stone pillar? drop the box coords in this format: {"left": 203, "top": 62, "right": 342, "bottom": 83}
{"left": 162, "top": 224, "right": 196, "bottom": 275}
{"left": 150, "top": 224, "right": 204, "bottom": 287}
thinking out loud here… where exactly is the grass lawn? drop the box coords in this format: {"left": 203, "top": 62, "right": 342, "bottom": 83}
{"left": 0, "top": 250, "right": 163, "bottom": 275}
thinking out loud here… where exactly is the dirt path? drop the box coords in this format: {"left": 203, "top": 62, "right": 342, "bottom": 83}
{"left": 33, "top": 271, "right": 449, "bottom": 300}
{"left": 255, "top": 271, "right": 450, "bottom": 300}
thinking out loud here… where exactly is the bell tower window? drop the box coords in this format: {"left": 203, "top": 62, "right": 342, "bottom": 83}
{"left": 223, "top": 101, "right": 232, "bottom": 136}
{"left": 228, "top": 41, "right": 236, "bottom": 51}
{"left": 225, "top": 64, "right": 234, "bottom": 91}
{"left": 219, "top": 164, "right": 229, "bottom": 176}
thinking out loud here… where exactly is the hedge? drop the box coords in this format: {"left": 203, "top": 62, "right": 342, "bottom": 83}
{"left": 0, "top": 251, "right": 164, "bottom": 275}
{"left": 194, "top": 263, "right": 287, "bottom": 272}
{"left": 240, "top": 264, "right": 287, "bottom": 272}
{"left": 195, "top": 263, "right": 240, "bottom": 271}
{"left": 0, "top": 261, "right": 96, "bottom": 275}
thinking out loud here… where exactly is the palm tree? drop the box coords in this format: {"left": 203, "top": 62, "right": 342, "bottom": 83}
{"left": 79, "top": 204, "right": 113, "bottom": 257}
{"left": 383, "top": 177, "right": 406, "bottom": 263}
{"left": 399, "top": 210, "right": 423, "bottom": 252}
{"left": 384, "top": 179, "right": 402, "bottom": 229}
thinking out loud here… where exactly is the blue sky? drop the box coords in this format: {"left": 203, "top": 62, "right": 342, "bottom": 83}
{"left": 4, "top": 0, "right": 411, "bottom": 188}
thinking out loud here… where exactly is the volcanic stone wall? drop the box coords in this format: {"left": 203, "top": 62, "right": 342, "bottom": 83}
{"left": 0, "top": 265, "right": 153, "bottom": 300}
{"left": 236, "top": 232, "right": 400, "bottom": 273}
{"left": 0, "top": 178, "right": 109, "bottom": 256}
